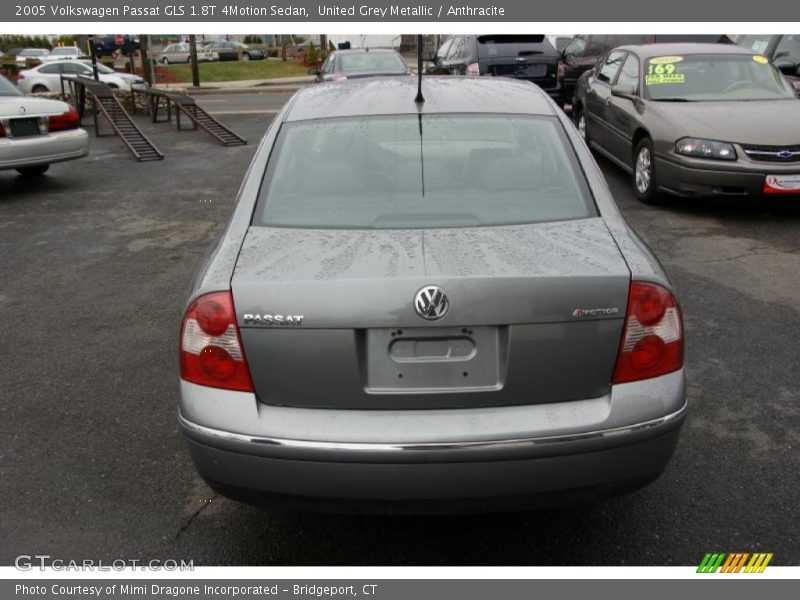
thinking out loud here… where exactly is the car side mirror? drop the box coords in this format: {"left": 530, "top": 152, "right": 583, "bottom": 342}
{"left": 307, "top": 67, "right": 319, "bottom": 75}
{"left": 611, "top": 84, "right": 637, "bottom": 99}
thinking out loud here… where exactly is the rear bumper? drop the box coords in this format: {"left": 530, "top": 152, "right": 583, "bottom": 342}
{"left": 179, "top": 370, "right": 686, "bottom": 510}
{"left": 655, "top": 154, "right": 800, "bottom": 197}
{"left": 0, "top": 128, "right": 89, "bottom": 170}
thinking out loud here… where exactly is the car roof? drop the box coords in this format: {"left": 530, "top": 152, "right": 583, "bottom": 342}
{"left": 284, "top": 76, "right": 556, "bottom": 122}
{"left": 620, "top": 43, "right": 760, "bottom": 58}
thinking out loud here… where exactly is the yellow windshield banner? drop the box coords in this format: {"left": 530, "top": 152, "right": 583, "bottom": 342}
{"left": 650, "top": 56, "right": 684, "bottom": 65}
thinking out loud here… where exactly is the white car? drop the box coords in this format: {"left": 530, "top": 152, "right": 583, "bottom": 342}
{"left": 17, "top": 61, "right": 146, "bottom": 94}
{"left": 156, "top": 42, "right": 217, "bottom": 65}
{"left": 41, "top": 47, "right": 86, "bottom": 61}
{"left": 15, "top": 48, "right": 50, "bottom": 64}
{"left": 0, "top": 74, "right": 89, "bottom": 176}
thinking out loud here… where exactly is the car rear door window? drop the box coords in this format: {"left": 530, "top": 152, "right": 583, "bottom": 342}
{"left": 562, "top": 36, "right": 586, "bottom": 59}
{"left": 254, "top": 115, "right": 596, "bottom": 229}
{"left": 435, "top": 38, "right": 453, "bottom": 62}
{"left": 38, "top": 63, "right": 61, "bottom": 74}
{"left": 597, "top": 51, "right": 626, "bottom": 83}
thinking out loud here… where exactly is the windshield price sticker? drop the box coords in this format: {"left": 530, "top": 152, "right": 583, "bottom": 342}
{"left": 753, "top": 55, "right": 769, "bottom": 64}
{"left": 646, "top": 60, "right": 685, "bottom": 85}
{"left": 650, "top": 56, "right": 684, "bottom": 65}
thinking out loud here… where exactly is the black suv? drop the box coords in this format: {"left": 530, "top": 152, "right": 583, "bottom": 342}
{"left": 425, "top": 35, "right": 559, "bottom": 99}
{"left": 92, "top": 35, "right": 140, "bottom": 58}
{"left": 557, "top": 34, "right": 733, "bottom": 108}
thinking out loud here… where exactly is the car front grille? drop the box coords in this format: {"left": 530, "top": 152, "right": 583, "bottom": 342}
{"left": 742, "top": 144, "right": 800, "bottom": 163}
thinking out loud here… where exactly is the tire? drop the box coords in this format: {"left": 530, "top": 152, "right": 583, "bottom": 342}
{"left": 242, "top": 52, "right": 250, "bottom": 61}
{"left": 574, "top": 107, "right": 589, "bottom": 145}
{"left": 633, "top": 137, "right": 660, "bottom": 204}
{"left": 32, "top": 84, "right": 49, "bottom": 94}
{"left": 17, "top": 165, "right": 50, "bottom": 177}
{"left": 161, "top": 57, "right": 169, "bottom": 66}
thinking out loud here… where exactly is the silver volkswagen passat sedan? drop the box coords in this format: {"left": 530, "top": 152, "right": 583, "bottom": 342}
{"left": 179, "top": 77, "right": 686, "bottom": 512}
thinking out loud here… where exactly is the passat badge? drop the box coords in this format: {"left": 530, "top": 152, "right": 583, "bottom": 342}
{"left": 242, "top": 313, "right": 304, "bottom": 326}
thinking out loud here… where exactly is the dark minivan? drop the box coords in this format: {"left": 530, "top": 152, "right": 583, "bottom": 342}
{"left": 425, "top": 35, "right": 560, "bottom": 99}
{"left": 557, "top": 34, "right": 733, "bottom": 108}
{"left": 734, "top": 35, "right": 800, "bottom": 86}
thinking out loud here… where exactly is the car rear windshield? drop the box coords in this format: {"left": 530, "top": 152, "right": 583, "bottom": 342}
{"left": 254, "top": 114, "right": 595, "bottom": 229}
{"left": 644, "top": 53, "right": 794, "bottom": 101}
{"left": 339, "top": 52, "right": 407, "bottom": 73}
{"left": 476, "top": 35, "right": 555, "bottom": 57}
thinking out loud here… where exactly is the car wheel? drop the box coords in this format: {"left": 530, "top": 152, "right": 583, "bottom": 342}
{"left": 17, "top": 165, "right": 50, "bottom": 177}
{"left": 162, "top": 57, "right": 169, "bottom": 65}
{"left": 32, "top": 84, "right": 49, "bottom": 94}
{"left": 574, "top": 108, "right": 589, "bottom": 145}
{"left": 633, "top": 138, "right": 660, "bottom": 204}
{"left": 242, "top": 53, "right": 250, "bottom": 61}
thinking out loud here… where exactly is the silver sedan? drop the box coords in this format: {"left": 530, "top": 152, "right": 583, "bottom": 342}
{"left": 0, "top": 74, "right": 88, "bottom": 176}
{"left": 179, "top": 77, "right": 686, "bottom": 513}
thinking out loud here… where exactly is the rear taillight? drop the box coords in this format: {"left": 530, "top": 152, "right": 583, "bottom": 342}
{"left": 612, "top": 281, "right": 683, "bottom": 384}
{"left": 465, "top": 62, "right": 480, "bottom": 76}
{"left": 47, "top": 108, "right": 80, "bottom": 132}
{"left": 180, "top": 291, "right": 254, "bottom": 392}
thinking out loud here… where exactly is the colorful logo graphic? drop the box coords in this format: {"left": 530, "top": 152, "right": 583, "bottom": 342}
{"left": 697, "top": 552, "right": 773, "bottom": 573}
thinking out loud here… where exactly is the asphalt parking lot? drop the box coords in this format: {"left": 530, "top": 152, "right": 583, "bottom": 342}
{"left": 1, "top": 92, "right": 798, "bottom": 566}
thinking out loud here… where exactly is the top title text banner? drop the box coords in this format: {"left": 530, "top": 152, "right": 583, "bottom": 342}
{"left": 4, "top": 0, "right": 794, "bottom": 22}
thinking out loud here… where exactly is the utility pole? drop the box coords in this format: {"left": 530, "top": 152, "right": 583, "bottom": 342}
{"left": 88, "top": 36, "right": 99, "bottom": 81}
{"left": 188, "top": 34, "right": 200, "bottom": 88}
{"left": 320, "top": 34, "right": 328, "bottom": 56}
{"left": 140, "top": 35, "right": 153, "bottom": 86}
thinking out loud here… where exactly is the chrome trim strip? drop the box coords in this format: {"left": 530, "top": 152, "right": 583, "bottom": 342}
{"left": 179, "top": 402, "right": 687, "bottom": 454}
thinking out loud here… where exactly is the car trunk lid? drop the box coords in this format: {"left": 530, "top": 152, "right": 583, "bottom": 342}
{"left": 232, "top": 218, "right": 631, "bottom": 409}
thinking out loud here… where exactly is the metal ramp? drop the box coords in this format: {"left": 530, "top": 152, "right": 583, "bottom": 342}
{"left": 63, "top": 75, "right": 164, "bottom": 162}
{"left": 137, "top": 88, "right": 247, "bottom": 147}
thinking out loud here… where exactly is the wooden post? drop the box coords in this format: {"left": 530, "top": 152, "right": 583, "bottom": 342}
{"left": 189, "top": 34, "right": 200, "bottom": 88}
{"left": 140, "top": 35, "right": 153, "bottom": 86}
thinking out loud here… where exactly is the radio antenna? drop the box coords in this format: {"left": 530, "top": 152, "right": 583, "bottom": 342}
{"left": 415, "top": 35, "right": 424, "bottom": 104}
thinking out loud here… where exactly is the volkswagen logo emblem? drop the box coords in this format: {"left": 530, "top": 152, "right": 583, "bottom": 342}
{"left": 414, "top": 285, "right": 449, "bottom": 321}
